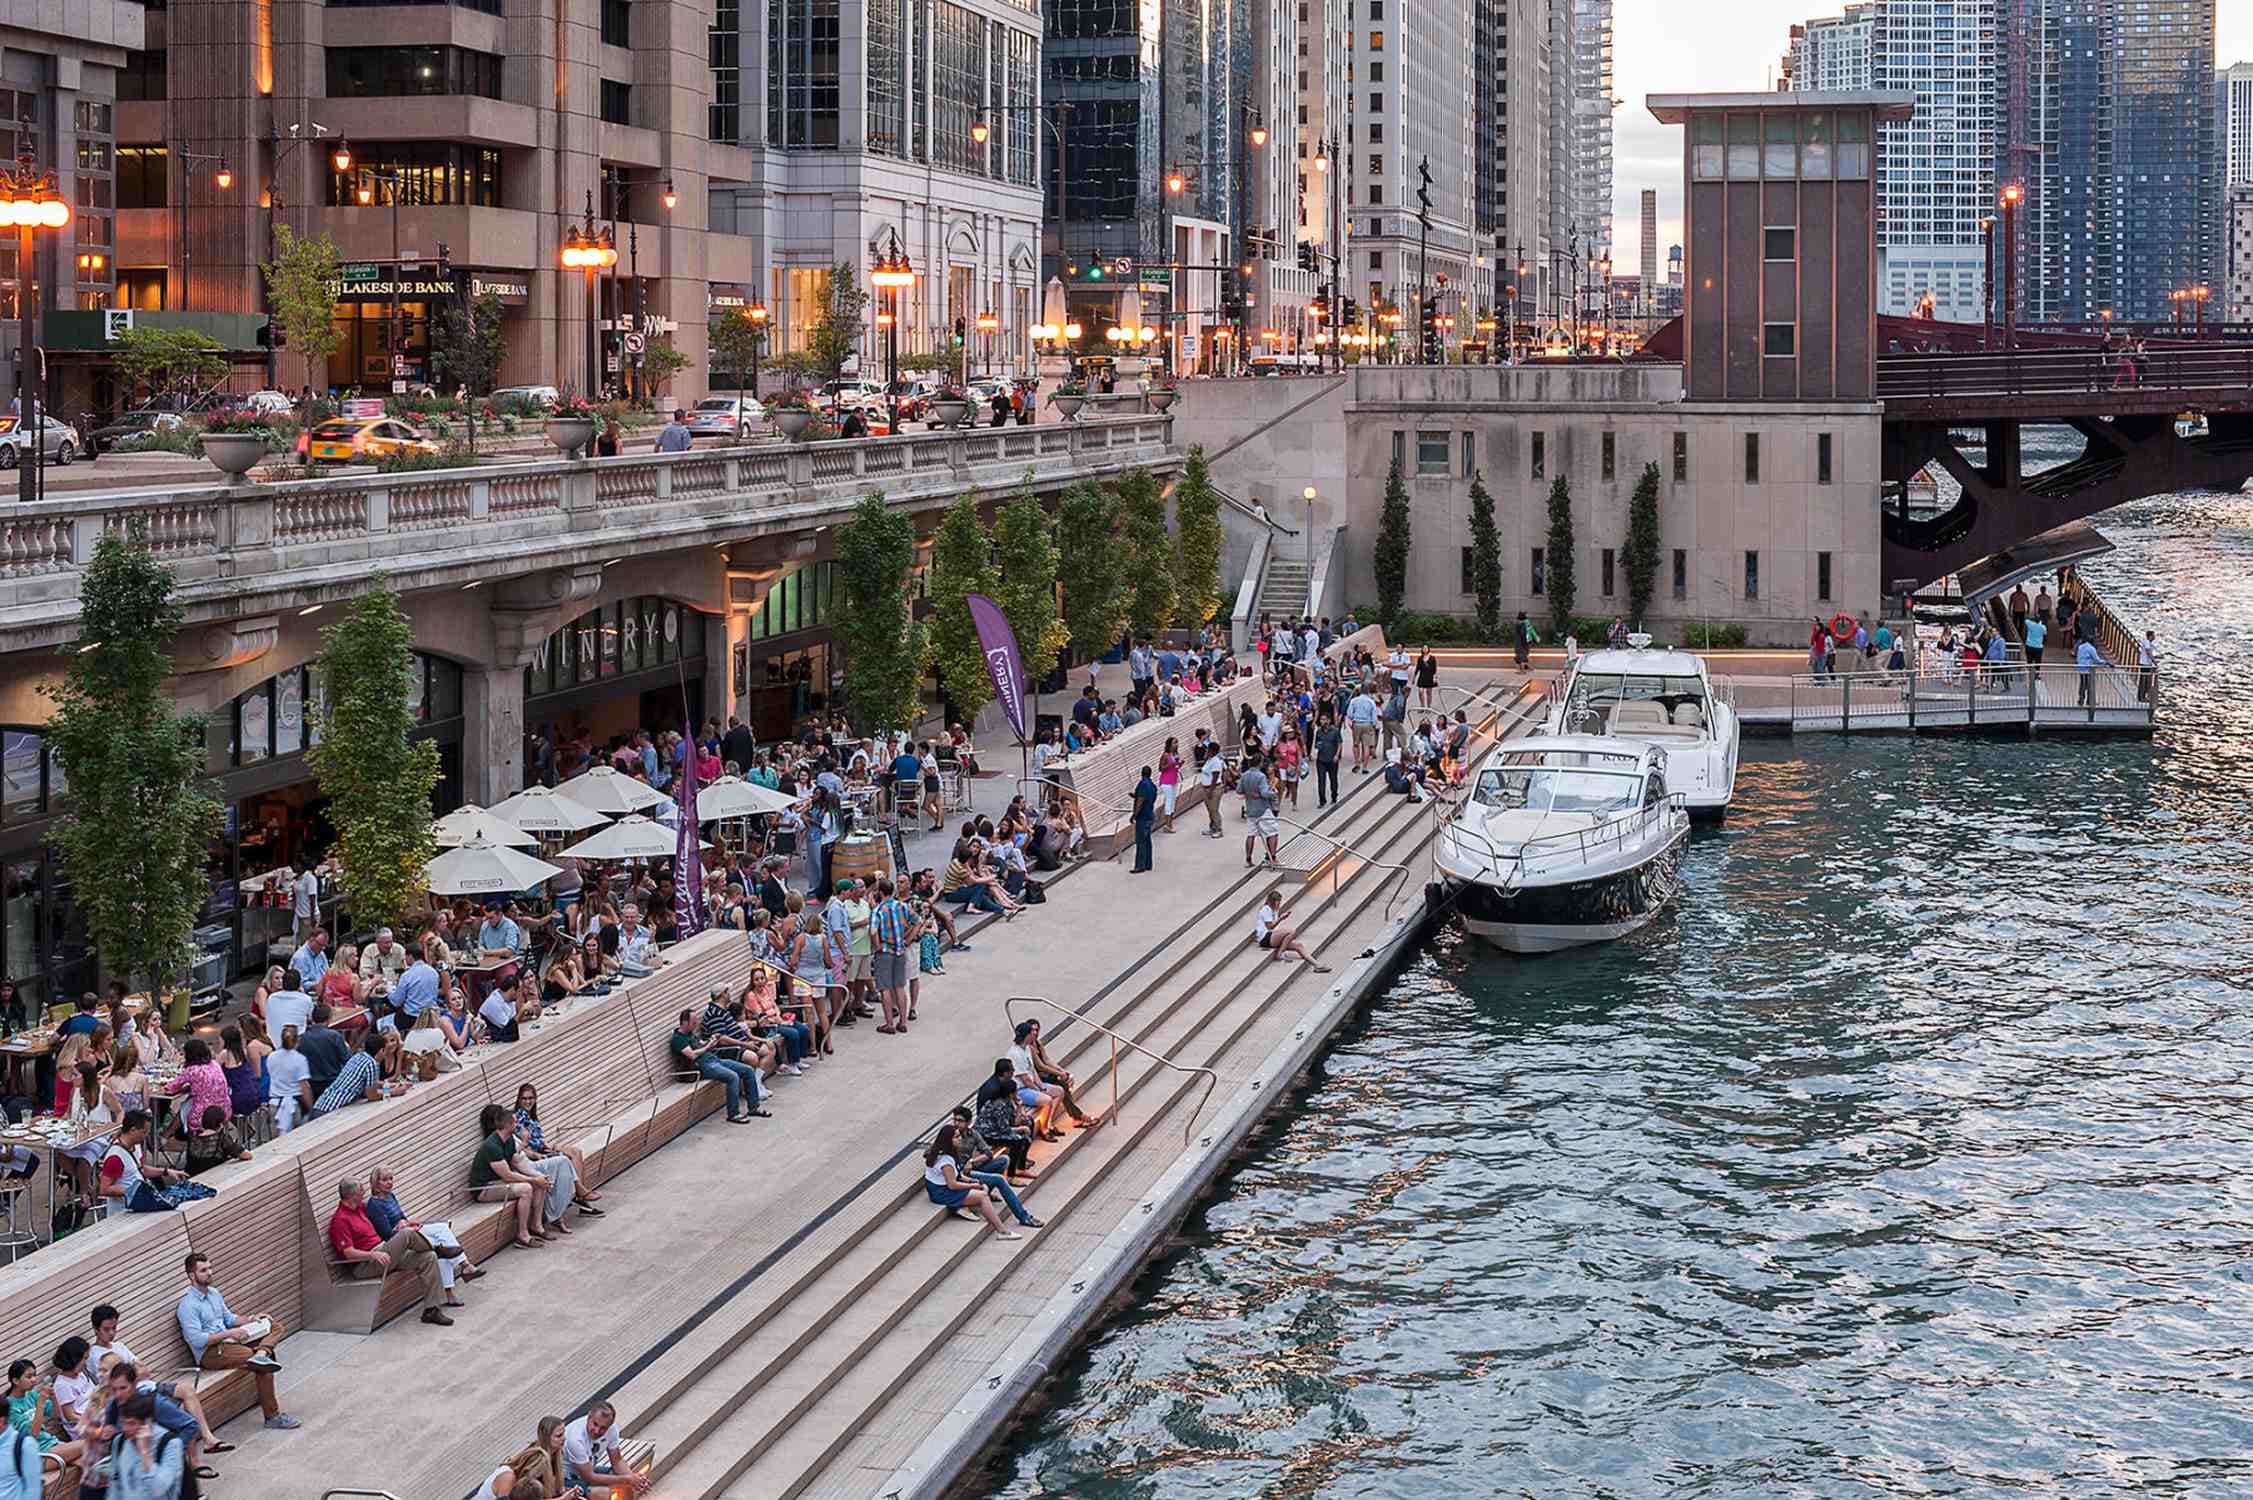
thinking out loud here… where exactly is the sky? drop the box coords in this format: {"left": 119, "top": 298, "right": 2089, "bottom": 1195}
{"left": 1611, "top": 0, "right": 2253, "bottom": 264}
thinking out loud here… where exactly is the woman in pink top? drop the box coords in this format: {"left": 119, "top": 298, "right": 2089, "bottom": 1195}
{"left": 1156, "top": 737, "right": 1184, "bottom": 835}
{"left": 161, "top": 1037, "right": 233, "bottom": 1130}
{"left": 1274, "top": 730, "right": 1303, "bottom": 808}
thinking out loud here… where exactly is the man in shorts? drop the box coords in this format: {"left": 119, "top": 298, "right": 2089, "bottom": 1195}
{"left": 1238, "top": 754, "right": 1281, "bottom": 867}
{"left": 869, "top": 878, "right": 916, "bottom": 1033}
{"left": 822, "top": 879, "right": 862, "bottom": 1025}
{"left": 843, "top": 879, "right": 875, "bottom": 1016}
{"left": 1346, "top": 685, "right": 1379, "bottom": 773}
{"left": 1200, "top": 737, "right": 1228, "bottom": 837}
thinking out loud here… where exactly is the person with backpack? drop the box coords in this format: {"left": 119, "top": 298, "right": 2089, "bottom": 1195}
{"left": 102, "top": 1394, "right": 184, "bottom": 1499}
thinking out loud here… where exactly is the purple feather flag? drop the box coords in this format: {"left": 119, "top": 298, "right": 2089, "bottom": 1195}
{"left": 966, "top": 592, "right": 1030, "bottom": 743}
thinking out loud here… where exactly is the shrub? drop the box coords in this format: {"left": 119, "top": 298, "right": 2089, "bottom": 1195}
{"left": 1680, "top": 621, "right": 1748, "bottom": 649}
{"left": 376, "top": 445, "right": 475, "bottom": 474}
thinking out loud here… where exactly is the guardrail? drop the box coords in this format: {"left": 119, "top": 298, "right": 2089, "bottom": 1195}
{"left": 0, "top": 415, "right": 1178, "bottom": 648}
{"left": 1004, "top": 993, "right": 1218, "bottom": 1147}
{"left": 1439, "top": 791, "right": 1686, "bottom": 890}
{"left": 1875, "top": 345, "right": 2253, "bottom": 405}
{"left": 1788, "top": 660, "right": 2154, "bottom": 730}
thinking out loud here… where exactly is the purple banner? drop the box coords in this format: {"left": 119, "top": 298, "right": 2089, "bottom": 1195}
{"left": 966, "top": 592, "right": 1029, "bottom": 744}
{"left": 673, "top": 735, "right": 706, "bottom": 940}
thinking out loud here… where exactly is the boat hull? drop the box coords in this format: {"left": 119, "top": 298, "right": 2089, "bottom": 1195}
{"left": 1449, "top": 826, "right": 1687, "bottom": 953}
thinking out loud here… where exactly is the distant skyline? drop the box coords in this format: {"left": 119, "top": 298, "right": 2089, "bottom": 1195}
{"left": 1612, "top": 0, "right": 2253, "bottom": 259}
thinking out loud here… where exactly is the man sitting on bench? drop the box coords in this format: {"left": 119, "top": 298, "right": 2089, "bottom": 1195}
{"left": 328, "top": 1177, "right": 461, "bottom": 1326}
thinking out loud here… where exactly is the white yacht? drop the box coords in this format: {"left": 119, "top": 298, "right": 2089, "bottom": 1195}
{"left": 1542, "top": 636, "right": 1740, "bottom": 819}
{"left": 1433, "top": 735, "right": 1691, "bottom": 954}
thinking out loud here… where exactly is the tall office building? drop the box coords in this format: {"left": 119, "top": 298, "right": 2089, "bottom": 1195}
{"left": 1571, "top": 0, "right": 1615, "bottom": 254}
{"left": 2005, "top": 0, "right": 2218, "bottom": 323}
{"left": 1785, "top": 0, "right": 1996, "bottom": 322}
{"left": 2224, "top": 61, "right": 2253, "bottom": 186}
{"left": 1472, "top": 0, "right": 1549, "bottom": 332}
{"left": 1639, "top": 188, "right": 1657, "bottom": 288}
{"left": 2227, "top": 184, "right": 2253, "bottom": 322}
{"left": 1244, "top": 0, "right": 1308, "bottom": 345}
{"left": 1351, "top": 0, "right": 1478, "bottom": 344}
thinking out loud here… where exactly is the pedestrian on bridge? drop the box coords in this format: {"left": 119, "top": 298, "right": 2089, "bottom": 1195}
{"left": 2077, "top": 638, "right": 2099, "bottom": 707}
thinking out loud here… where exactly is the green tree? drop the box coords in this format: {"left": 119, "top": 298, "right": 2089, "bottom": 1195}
{"left": 1115, "top": 467, "right": 1178, "bottom": 639}
{"left": 925, "top": 494, "right": 997, "bottom": 724}
{"left": 261, "top": 222, "right": 345, "bottom": 371}
{"left": 1057, "top": 482, "right": 1131, "bottom": 664}
{"left": 1467, "top": 468, "right": 1501, "bottom": 641}
{"left": 1544, "top": 472, "right": 1577, "bottom": 636}
{"left": 110, "top": 327, "right": 227, "bottom": 404}
{"left": 44, "top": 525, "right": 223, "bottom": 993}
{"left": 431, "top": 289, "right": 505, "bottom": 453}
{"left": 1623, "top": 461, "right": 1663, "bottom": 626}
{"left": 1170, "top": 445, "right": 1225, "bottom": 630}
{"left": 834, "top": 492, "right": 929, "bottom": 732}
{"left": 709, "top": 309, "right": 767, "bottom": 401}
{"left": 1374, "top": 454, "right": 1411, "bottom": 627}
{"left": 992, "top": 486, "right": 1069, "bottom": 685}
{"left": 638, "top": 335, "right": 692, "bottom": 396}
{"left": 808, "top": 262, "right": 871, "bottom": 382}
{"left": 307, "top": 582, "right": 440, "bottom": 932}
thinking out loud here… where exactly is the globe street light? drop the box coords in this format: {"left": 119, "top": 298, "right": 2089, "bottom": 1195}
{"left": 869, "top": 229, "right": 917, "bottom": 433}
{"left": 561, "top": 206, "right": 619, "bottom": 400}
{"left": 0, "top": 155, "right": 70, "bottom": 504}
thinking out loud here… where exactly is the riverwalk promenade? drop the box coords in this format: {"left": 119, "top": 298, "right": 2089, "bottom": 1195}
{"left": 140, "top": 665, "right": 1537, "bottom": 1499}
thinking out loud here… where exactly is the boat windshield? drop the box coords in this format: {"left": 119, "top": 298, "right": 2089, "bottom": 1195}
{"left": 1472, "top": 765, "right": 1641, "bottom": 816}
{"left": 1562, "top": 672, "right": 1711, "bottom": 734}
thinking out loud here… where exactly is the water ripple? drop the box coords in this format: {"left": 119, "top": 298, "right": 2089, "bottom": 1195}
{"left": 981, "top": 487, "right": 2253, "bottom": 1499}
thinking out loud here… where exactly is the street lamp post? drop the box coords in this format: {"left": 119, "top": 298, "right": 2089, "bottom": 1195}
{"left": 605, "top": 171, "right": 676, "bottom": 399}
{"left": 869, "top": 229, "right": 916, "bottom": 433}
{"left": 0, "top": 156, "right": 70, "bottom": 505}
{"left": 355, "top": 168, "right": 407, "bottom": 391}
{"left": 560, "top": 199, "right": 619, "bottom": 401}
{"left": 1999, "top": 183, "right": 2022, "bottom": 350}
{"left": 1980, "top": 215, "right": 1995, "bottom": 350}
{"left": 173, "top": 147, "right": 231, "bottom": 312}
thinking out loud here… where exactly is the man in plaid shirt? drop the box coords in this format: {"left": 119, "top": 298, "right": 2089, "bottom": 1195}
{"left": 869, "top": 877, "right": 918, "bottom": 1033}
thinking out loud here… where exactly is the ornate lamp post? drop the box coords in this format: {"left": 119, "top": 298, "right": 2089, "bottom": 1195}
{"left": 560, "top": 201, "right": 619, "bottom": 399}
{"left": 869, "top": 229, "right": 916, "bottom": 433}
{"left": 0, "top": 156, "right": 70, "bottom": 504}
{"left": 173, "top": 148, "right": 231, "bottom": 312}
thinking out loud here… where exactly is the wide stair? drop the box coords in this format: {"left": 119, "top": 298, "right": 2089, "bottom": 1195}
{"left": 1256, "top": 553, "right": 1310, "bottom": 619}
{"left": 611, "top": 682, "right": 1541, "bottom": 1500}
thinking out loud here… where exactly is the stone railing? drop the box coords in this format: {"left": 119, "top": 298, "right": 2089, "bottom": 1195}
{"left": 0, "top": 416, "right": 1177, "bottom": 650}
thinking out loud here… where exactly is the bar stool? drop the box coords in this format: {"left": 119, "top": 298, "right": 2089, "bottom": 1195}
{"left": 0, "top": 1181, "right": 40, "bottom": 1264}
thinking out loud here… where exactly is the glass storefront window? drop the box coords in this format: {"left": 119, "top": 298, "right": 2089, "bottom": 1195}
{"left": 523, "top": 598, "right": 706, "bottom": 702}
{"left": 2, "top": 731, "right": 45, "bottom": 822}
{"left": 239, "top": 685, "right": 271, "bottom": 763}
{"left": 275, "top": 670, "right": 304, "bottom": 756}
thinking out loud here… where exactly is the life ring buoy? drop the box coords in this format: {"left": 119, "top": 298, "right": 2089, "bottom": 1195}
{"left": 1829, "top": 612, "right": 1857, "bottom": 639}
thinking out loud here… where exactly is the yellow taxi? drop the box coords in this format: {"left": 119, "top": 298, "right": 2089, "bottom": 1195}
{"left": 306, "top": 416, "right": 437, "bottom": 465}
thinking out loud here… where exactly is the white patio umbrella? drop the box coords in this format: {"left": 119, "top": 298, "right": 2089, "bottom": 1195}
{"left": 431, "top": 803, "right": 537, "bottom": 848}
{"left": 695, "top": 775, "right": 802, "bottom": 821}
{"left": 553, "top": 765, "right": 675, "bottom": 818}
{"left": 485, "top": 785, "right": 609, "bottom": 834}
{"left": 556, "top": 814, "right": 688, "bottom": 861}
{"left": 424, "top": 835, "right": 563, "bottom": 896}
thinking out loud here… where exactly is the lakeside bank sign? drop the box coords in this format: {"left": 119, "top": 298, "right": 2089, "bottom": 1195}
{"left": 330, "top": 264, "right": 531, "bottom": 304}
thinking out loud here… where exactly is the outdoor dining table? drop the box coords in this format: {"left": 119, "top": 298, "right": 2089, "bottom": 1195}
{"left": 0, "top": 1114, "right": 118, "bottom": 1247}
{"left": 0, "top": 1030, "right": 58, "bottom": 1104}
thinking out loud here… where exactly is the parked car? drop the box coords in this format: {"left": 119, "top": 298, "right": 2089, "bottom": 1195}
{"left": 817, "top": 379, "right": 886, "bottom": 411}
{"left": 90, "top": 410, "right": 189, "bottom": 446}
{"left": 683, "top": 396, "right": 768, "bottom": 438}
{"left": 490, "top": 384, "right": 561, "bottom": 410}
{"left": 241, "top": 390, "right": 296, "bottom": 415}
{"left": 0, "top": 415, "right": 80, "bottom": 468}
{"left": 307, "top": 416, "right": 437, "bottom": 465}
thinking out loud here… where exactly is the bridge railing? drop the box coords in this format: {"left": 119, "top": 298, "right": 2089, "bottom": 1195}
{"left": 1875, "top": 345, "right": 2253, "bottom": 404}
{"left": 0, "top": 415, "right": 1175, "bottom": 647}
{"left": 1788, "top": 660, "right": 2153, "bottom": 730}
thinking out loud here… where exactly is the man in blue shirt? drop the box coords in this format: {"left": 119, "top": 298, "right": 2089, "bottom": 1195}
{"left": 654, "top": 408, "right": 694, "bottom": 452}
{"left": 288, "top": 928, "right": 330, "bottom": 990}
{"left": 389, "top": 944, "right": 441, "bottom": 1025}
{"left": 2076, "top": 638, "right": 2099, "bottom": 706}
{"left": 56, "top": 993, "right": 102, "bottom": 1040}
{"left": 176, "top": 1252, "right": 299, "bottom": 1429}
{"left": 2022, "top": 613, "right": 2047, "bottom": 667}
{"left": 476, "top": 902, "right": 524, "bottom": 960}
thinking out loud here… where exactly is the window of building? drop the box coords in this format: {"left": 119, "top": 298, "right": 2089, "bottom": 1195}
{"left": 1817, "top": 431, "right": 1833, "bottom": 484}
{"left": 1671, "top": 430, "right": 1687, "bottom": 482}
{"left": 326, "top": 144, "right": 504, "bottom": 208}
{"left": 1415, "top": 430, "right": 1448, "bottom": 475}
{"left": 1530, "top": 547, "right": 1545, "bottom": 596}
{"left": 1369, "top": 252, "right": 1383, "bottom": 272}
{"left": 1368, "top": 63, "right": 1383, "bottom": 84}
{"left": 118, "top": 50, "right": 167, "bottom": 102}
{"left": 1764, "top": 111, "right": 1796, "bottom": 177}
{"left": 1368, "top": 31, "right": 1383, "bottom": 47}
{"left": 602, "top": 0, "right": 632, "bottom": 45}
{"left": 769, "top": 0, "right": 842, "bottom": 148}
{"left": 1391, "top": 429, "right": 1405, "bottom": 473}
{"left": 1369, "top": 91, "right": 1382, "bottom": 113}
{"left": 1369, "top": 122, "right": 1382, "bottom": 143}
{"left": 1691, "top": 115, "right": 1722, "bottom": 180}
{"left": 1600, "top": 430, "right": 1615, "bottom": 480}
{"left": 1744, "top": 550, "right": 1760, "bottom": 600}
{"left": 1672, "top": 548, "right": 1687, "bottom": 600}
{"left": 600, "top": 78, "right": 632, "bottom": 124}
{"left": 1368, "top": 182, "right": 1381, "bottom": 204}
{"left": 1744, "top": 432, "right": 1759, "bottom": 483}
{"left": 1530, "top": 430, "right": 1544, "bottom": 479}
{"left": 1763, "top": 323, "right": 1795, "bottom": 357}
{"left": 325, "top": 46, "right": 504, "bottom": 99}
{"left": 1461, "top": 432, "right": 1475, "bottom": 478}
{"left": 1601, "top": 548, "right": 1616, "bottom": 597}
{"left": 1817, "top": 550, "right": 1833, "bottom": 602}
{"left": 1763, "top": 226, "right": 1795, "bottom": 261}
{"left": 709, "top": 0, "right": 743, "bottom": 140}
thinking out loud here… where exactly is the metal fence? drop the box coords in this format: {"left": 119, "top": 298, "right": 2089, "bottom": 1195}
{"left": 1788, "top": 661, "right": 2154, "bottom": 731}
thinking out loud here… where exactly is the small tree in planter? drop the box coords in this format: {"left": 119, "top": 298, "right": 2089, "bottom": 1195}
{"left": 638, "top": 335, "right": 692, "bottom": 398}
{"left": 197, "top": 408, "right": 284, "bottom": 479}
{"left": 1051, "top": 377, "right": 1089, "bottom": 420}
{"left": 766, "top": 386, "right": 817, "bottom": 439}
{"left": 834, "top": 491, "right": 929, "bottom": 732}
{"left": 307, "top": 581, "right": 440, "bottom": 932}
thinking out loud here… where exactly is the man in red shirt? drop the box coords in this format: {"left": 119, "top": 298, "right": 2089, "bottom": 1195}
{"left": 327, "top": 1179, "right": 454, "bottom": 1326}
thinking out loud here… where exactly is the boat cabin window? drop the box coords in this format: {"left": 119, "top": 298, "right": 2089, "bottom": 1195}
{"left": 1563, "top": 672, "right": 1710, "bottom": 732}
{"left": 1643, "top": 773, "right": 1665, "bottom": 809}
{"left": 1472, "top": 765, "right": 1641, "bottom": 817}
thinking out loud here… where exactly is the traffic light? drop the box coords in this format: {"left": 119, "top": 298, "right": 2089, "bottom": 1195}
{"left": 436, "top": 241, "right": 451, "bottom": 276}
{"left": 1342, "top": 297, "right": 1360, "bottom": 327}
{"left": 1086, "top": 262, "right": 1105, "bottom": 281}
{"left": 952, "top": 316, "right": 965, "bottom": 347}
{"left": 1296, "top": 243, "right": 1315, "bottom": 274}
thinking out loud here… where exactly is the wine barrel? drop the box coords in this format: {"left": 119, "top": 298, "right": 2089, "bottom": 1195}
{"left": 829, "top": 835, "right": 893, "bottom": 890}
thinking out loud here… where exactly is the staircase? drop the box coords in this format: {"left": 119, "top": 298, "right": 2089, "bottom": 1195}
{"left": 599, "top": 681, "right": 1539, "bottom": 1500}
{"left": 1256, "top": 552, "right": 1310, "bottom": 618}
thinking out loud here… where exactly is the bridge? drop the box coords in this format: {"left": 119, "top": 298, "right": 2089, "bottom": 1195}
{"left": 1871, "top": 322, "right": 2253, "bottom": 588}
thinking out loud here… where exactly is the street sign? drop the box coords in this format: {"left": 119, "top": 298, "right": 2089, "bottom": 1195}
{"left": 1138, "top": 267, "right": 1172, "bottom": 294}
{"left": 401, "top": 249, "right": 422, "bottom": 269}
{"left": 622, "top": 331, "right": 647, "bottom": 355}
{"left": 1110, "top": 256, "right": 1135, "bottom": 278}
{"left": 390, "top": 380, "right": 407, "bottom": 394}
{"left": 392, "top": 354, "right": 407, "bottom": 376}
{"left": 102, "top": 309, "right": 134, "bottom": 342}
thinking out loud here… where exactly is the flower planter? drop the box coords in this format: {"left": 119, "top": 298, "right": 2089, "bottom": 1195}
{"left": 773, "top": 408, "right": 813, "bottom": 440}
{"left": 932, "top": 399, "right": 971, "bottom": 428}
{"left": 1146, "top": 387, "right": 1177, "bottom": 412}
{"left": 543, "top": 416, "right": 597, "bottom": 458}
{"left": 200, "top": 433, "right": 268, "bottom": 481}
{"left": 1052, "top": 394, "right": 1086, "bottom": 420}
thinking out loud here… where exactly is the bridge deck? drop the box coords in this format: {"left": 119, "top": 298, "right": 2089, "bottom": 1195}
{"left": 1877, "top": 345, "right": 2253, "bottom": 421}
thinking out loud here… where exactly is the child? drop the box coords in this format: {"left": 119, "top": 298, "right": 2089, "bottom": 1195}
{"left": 185, "top": 1105, "right": 251, "bottom": 1177}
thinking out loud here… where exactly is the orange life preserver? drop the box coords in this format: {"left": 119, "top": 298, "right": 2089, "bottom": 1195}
{"left": 1830, "top": 612, "right": 1856, "bottom": 639}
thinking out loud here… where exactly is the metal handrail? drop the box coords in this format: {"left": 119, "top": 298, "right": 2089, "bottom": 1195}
{"left": 320, "top": 1491, "right": 402, "bottom": 1499}
{"left": 1440, "top": 790, "right": 1685, "bottom": 882}
{"left": 1264, "top": 806, "right": 1422, "bottom": 923}
{"left": 1005, "top": 994, "right": 1218, "bottom": 1147}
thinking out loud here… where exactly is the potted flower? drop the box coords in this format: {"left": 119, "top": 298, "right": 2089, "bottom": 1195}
{"left": 929, "top": 382, "right": 973, "bottom": 429}
{"left": 1144, "top": 374, "right": 1179, "bottom": 413}
{"left": 198, "top": 409, "right": 273, "bottom": 480}
{"left": 767, "top": 386, "right": 817, "bottom": 439}
{"left": 1051, "top": 379, "right": 1089, "bottom": 420}
{"left": 543, "top": 395, "right": 600, "bottom": 457}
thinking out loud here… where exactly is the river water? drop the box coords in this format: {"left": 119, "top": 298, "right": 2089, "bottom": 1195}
{"left": 981, "top": 487, "right": 2253, "bottom": 1498}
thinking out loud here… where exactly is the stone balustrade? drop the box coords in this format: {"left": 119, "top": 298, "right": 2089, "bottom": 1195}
{"left": 0, "top": 416, "right": 1178, "bottom": 652}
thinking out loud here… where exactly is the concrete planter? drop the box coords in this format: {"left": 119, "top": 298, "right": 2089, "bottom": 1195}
{"left": 200, "top": 433, "right": 268, "bottom": 480}
{"left": 773, "top": 408, "right": 813, "bottom": 439}
{"left": 1146, "top": 387, "right": 1177, "bottom": 412}
{"left": 932, "top": 399, "right": 971, "bottom": 428}
{"left": 1052, "top": 394, "right": 1086, "bottom": 420}
{"left": 543, "top": 416, "right": 597, "bottom": 458}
